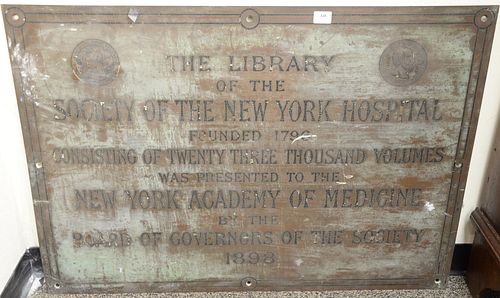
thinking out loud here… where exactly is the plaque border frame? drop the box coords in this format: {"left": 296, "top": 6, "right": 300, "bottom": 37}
{"left": 2, "top": 5, "right": 498, "bottom": 293}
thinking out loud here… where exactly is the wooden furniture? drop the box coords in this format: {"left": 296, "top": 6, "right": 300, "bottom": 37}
{"left": 466, "top": 119, "right": 500, "bottom": 297}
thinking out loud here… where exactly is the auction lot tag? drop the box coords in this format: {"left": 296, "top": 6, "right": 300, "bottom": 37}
{"left": 313, "top": 11, "right": 332, "bottom": 24}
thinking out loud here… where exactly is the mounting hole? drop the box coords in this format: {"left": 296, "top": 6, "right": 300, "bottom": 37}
{"left": 241, "top": 277, "right": 257, "bottom": 288}
{"left": 475, "top": 9, "right": 494, "bottom": 28}
{"left": 434, "top": 279, "right": 441, "bottom": 284}
{"left": 240, "top": 9, "right": 260, "bottom": 29}
{"left": 54, "top": 283, "right": 61, "bottom": 289}
{"left": 5, "top": 7, "right": 26, "bottom": 27}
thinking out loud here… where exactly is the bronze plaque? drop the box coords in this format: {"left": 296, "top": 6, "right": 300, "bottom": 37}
{"left": 2, "top": 5, "right": 497, "bottom": 293}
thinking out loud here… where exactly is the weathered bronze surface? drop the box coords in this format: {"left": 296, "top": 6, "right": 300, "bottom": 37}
{"left": 2, "top": 5, "right": 497, "bottom": 293}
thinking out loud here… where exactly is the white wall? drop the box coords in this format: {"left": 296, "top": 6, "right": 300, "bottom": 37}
{"left": 0, "top": 8, "right": 39, "bottom": 292}
{"left": 0, "top": 0, "right": 499, "bottom": 292}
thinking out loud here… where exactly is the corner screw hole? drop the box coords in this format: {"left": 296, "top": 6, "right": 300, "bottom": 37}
{"left": 246, "top": 15, "right": 254, "bottom": 23}
{"left": 434, "top": 279, "right": 441, "bottom": 284}
{"left": 481, "top": 15, "right": 488, "bottom": 22}
{"left": 245, "top": 280, "right": 252, "bottom": 287}
{"left": 12, "top": 14, "right": 20, "bottom": 21}
{"left": 54, "top": 283, "right": 61, "bottom": 289}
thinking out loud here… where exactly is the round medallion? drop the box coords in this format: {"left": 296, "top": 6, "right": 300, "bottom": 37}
{"left": 379, "top": 39, "right": 427, "bottom": 87}
{"left": 71, "top": 39, "right": 120, "bottom": 86}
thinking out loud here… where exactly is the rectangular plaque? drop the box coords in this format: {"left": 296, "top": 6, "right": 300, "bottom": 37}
{"left": 2, "top": 5, "right": 497, "bottom": 293}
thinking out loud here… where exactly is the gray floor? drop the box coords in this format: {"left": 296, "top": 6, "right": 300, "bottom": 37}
{"left": 32, "top": 276, "right": 471, "bottom": 298}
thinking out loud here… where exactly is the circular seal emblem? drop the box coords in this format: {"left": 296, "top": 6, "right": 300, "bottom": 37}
{"left": 71, "top": 39, "right": 120, "bottom": 85}
{"left": 379, "top": 39, "right": 427, "bottom": 87}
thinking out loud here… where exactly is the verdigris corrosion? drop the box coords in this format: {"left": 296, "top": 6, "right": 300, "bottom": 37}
{"left": 2, "top": 5, "right": 497, "bottom": 293}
